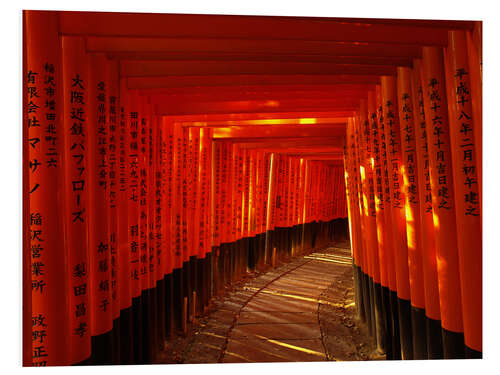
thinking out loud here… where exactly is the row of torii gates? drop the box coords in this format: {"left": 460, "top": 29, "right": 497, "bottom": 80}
{"left": 23, "top": 10, "right": 482, "bottom": 366}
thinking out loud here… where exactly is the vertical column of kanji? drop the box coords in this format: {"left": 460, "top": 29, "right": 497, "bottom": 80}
{"left": 348, "top": 119, "right": 365, "bottom": 282}
{"left": 344, "top": 124, "right": 363, "bottom": 321}
{"left": 220, "top": 142, "right": 230, "bottom": 282}
{"left": 370, "top": 89, "right": 394, "bottom": 358}
{"left": 212, "top": 141, "right": 221, "bottom": 290}
{"left": 255, "top": 151, "right": 263, "bottom": 265}
{"left": 138, "top": 96, "right": 152, "bottom": 362}
{"left": 261, "top": 152, "right": 269, "bottom": 262}
{"left": 420, "top": 47, "right": 465, "bottom": 358}
{"left": 242, "top": 149, "right": 250, "bottom": 264}
{"left": 283, "top": 155, "right": 290, "bottom": 252}
{"left": 363, "top": 94, "right": 385, "bottom": 353}
{"left": 172, "top": 120, "right": 184, "bottom": 330}
{"left": 352, "top": 116, "right": 374, "bottom": 337}
{"left": 198, "top": 128, "right": 210, "bottom": 307}
{"left": 445, "top": 31, "right": 482, "bottom": 357}
{"left": 278, "top": 155, "right": 287, "bottom": 254}
{"left": 182, "top": 126, "right": 193, "bottom": 310}
{"left": 127, "top": 89, "right": 143, "bottom": 364}
{"left": 117, "top": 78, "right": 132, "bottom": 363}
{"left": 186, "top": 126, "right": 197, "bottom": 307}
{"left": 233, "top": 147, "right": 241, "bottom": 276}
{"left": 24, "top": 11, "right": 69, "bottom": 367}
{"left": 205, "top": 132, "right": 214, "bottom": 298}
{"left": 231, "top": 145, "right": 241, "bottom": 277}
{"left": 226, "top": 143, "right": 236, "bottom": 280}
{"left": 359, "top": 100, "right": 374, "bottom": 280}
{"left": 465, "top": 24, "right": 482, "bottom": 204}
{"left": 151, "top": 114, "right": 165, "bottom": 354}
{"left": 396, "top": 67, "right": 428, "bottom": 359}
{"left": 410, "top": 59, "right": 442, "bottom": 359}
{"left": 144, "top": 98, "right": 157, "bottom": 320}
{"left": 161, "top": 117, "right": 174, "bottom": 337}
{"left": 273, "top": 154, "right": 281, "bottom": 254}
{"left": 61, "top": 35, "right": 90, "bottom": 365}
{"left": 381, "top": 75, "right": 414, "bottom": 360}
{"left": 360, "top": 100, "right": 381, "bottom": 287}
{"left": 87, "top": 53, "right": 112, "bottom": 364}
{"left": 284, "top": 155, "right": 291, "bottom": 252}
{"left": 234, "top": 145, "right": 241, "bottom": 272}
{"left": 246, "top": 150, "right": 255, "bottom": 270}
{"left": 376, "top": 88, "right": 399, "bottom": 358}
{"left": 22, "top": 12, "right": 31, "bottom": 367}
{"left": 262, "top": 153, "right": 270, "bottom": 261}
{"left": 254, "top": 152, "right": 262, "bottom": 267}
{"left": 189, "top": 127, "right": 201, "bottom": 311}
{"left": 106, "top": 59, "right": 120, "bottom": 364}
{"left": 368, "top": 91, "right": 388, "bottom": 296}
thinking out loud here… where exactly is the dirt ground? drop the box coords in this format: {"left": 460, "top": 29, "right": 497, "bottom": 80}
{"left": 317, "top": 260, "right": 385, "bottom": 361}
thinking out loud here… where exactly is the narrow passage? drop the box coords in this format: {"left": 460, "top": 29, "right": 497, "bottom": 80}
{"left": 161, "top": 241, "right": 378, "bottom": 364}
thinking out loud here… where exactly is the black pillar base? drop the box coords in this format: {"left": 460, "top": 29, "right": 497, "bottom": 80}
{"left": 381, "top": 286, "right": 394, "bottom": 360}
{"left": 131, "top": 295, "right": 143, "bottom": 364}
{"left": 426, "top": 315, "right": 444, "bottom": 359}
{"left": 164, "top": 273, "right": 174, "bottom": 339}
{"left": 465, "top": 345, "right": 482, "bottom": 359}
{"left": 397, "top": 297, "right": 413, "bottom": 360}
{"left": 156, "top": 278, "right": 166, "bottom": 352}
{"left": 112, "top": 316, "right": 120, "bottom": 365}
{"left": 172, "top": 267, "right": 184, "bottom": 333}
{"left": 373, "top": 282, "right": 386, "bottom": 353}
{"left": 90, "top": 328, "right": 113, "bottom": 365}
{"left": 389, "top": 290, "right": 402, "bottom": 360}
{"left": 442, "top": 328, "right": 465, "bottom": 359}
{"left": 141, "top": 288, "right": 152, "bottom": 364}
{"left": 411, "top": 306, "right": 428, "bottom": 359}
{"left": 119, "top": 305, "right": 133, "bottom": 364}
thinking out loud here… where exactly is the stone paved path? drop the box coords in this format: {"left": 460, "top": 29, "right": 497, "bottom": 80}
{"left": 181, "top": 242, "right": 354, "bottom": 363}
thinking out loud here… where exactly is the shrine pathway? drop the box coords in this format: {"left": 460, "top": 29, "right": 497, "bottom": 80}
{"left": 179, "top": 242, "right": 364, "bottom": 363}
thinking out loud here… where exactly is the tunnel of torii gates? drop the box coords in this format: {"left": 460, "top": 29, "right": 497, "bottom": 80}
{"left": 22, "top": 10, "right": 482, "bottom": 366}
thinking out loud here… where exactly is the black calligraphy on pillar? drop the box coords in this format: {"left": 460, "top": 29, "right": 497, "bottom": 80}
{"left": 400, "top": 92, "right": 419, "bottom": 205}
{"left": 427, "top": 78, "right": 452, "bottom": 211}
{"left": 455, "top": 69, "right": 479, "bottom": 216}
{"left": 416, "top": 86, "right": 433, "bottom": 214}
{"left": 385, "top": 101, "right": 403, "bottom": 209}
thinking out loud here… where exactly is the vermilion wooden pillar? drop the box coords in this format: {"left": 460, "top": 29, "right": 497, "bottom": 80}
{"left": 106, "top": 58, "right": 121, "bottom": 364}
{"left": 87, "top": 53, "right": 113, "bottom": 364}
{"left": 25, "top": 10, "right": 71, "bottom": 367}
{"left": 344, "top": 127, "right": 363, "bottom": 321}
{"left": 117, "top": 77, "right": 132, "bottom": 363}
{"left": 381, "top": 75, "right": 413, "bottom": 360}
{"left": 410, "top": 59, "right": 443, "bottom": 359}
{"left": 358, "top": 99, "right": 382, "bottom": 348}
{"left": 368, "top": 90, "right": 390, "bottom": 355}
{"left": 420, "top": 46, "right": 465, "bottom": 358}
{"left": 445, "top": 31, "right": 482, "bottom": 357}
{"left": 62, "top": 35, "right": 91, "bottom": 365}
{"left": 396, "top": 66, "right": 427, "bottom": 359}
